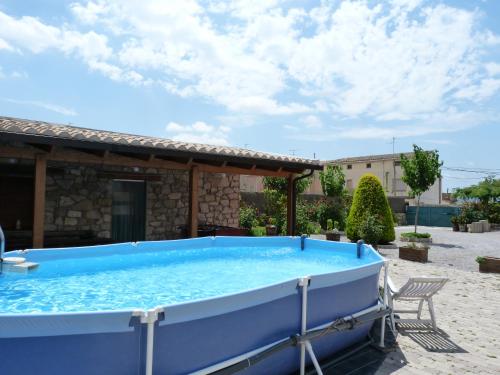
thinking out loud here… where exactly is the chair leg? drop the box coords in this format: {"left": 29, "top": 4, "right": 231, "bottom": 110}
{"left": 428, "top": 298, "right": 437, "bottom": 330}
{"left": 388, "top": 296, "right": 397, "bottom": 334}
{"left": 417, "top": 299, "right": 424, "bottom": 320}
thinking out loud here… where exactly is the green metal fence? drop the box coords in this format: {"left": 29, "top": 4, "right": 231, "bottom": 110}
{"left": 405, "top": 206, "right": 460, "bottom": 227}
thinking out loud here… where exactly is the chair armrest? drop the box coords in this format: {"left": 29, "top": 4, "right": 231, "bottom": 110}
{"left": 387, "top": 276, "right": 399, "bottom": 295}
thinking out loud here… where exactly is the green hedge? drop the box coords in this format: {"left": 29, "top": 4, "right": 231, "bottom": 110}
{"left": 346, "top": 174, "right": 395, "bottom": 244}
{"left": 400, "top": 232, "right": 431, "bottom": 239}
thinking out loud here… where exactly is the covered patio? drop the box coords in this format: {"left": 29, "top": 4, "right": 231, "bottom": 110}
{"left": 0, "top": 116, "right": 322, "bottom": 250}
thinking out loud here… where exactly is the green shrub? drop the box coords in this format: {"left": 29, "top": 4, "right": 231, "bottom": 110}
{"left": 346, "top": 174, "right": 395, "bottom": 243}
{"left": 239, "top": 205, "right": 258, "bottom": 229}
{"left": 359, "top": 215, "right": 384, "bottom": 246}
{"left": 305, "top": 222, "right": 322, "bottom": 235}
{"left": 249, "top": 226, "right": 266, "bottom": 237}
{"left": 327, "top": 219, "right": 333, "bottom": 231}
{"left": 459, "top": 202, "right": 484, "bottom": 224}
{"left": 400, "top": 232, "right": 431, "bottom": 239}
{"left": 316, "top": 198, "right": 347, "bottom": 230}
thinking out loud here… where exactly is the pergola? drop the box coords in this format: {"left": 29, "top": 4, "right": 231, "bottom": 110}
{"left": 0, "top": 116, "right": 323, "bottom": 248}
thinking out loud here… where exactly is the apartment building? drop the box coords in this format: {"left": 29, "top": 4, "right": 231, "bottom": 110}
{"left": 325, "top": 153, "right": 442, "bottom": 205}
{"left": 241, "top": 152, "right": 442, "bottom": 205}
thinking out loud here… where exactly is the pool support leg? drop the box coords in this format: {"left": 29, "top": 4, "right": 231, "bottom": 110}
{"left": 301, "top": 234, "right": 307, "bottom": 251}
{"left": 299, "top": 276, "right": 310, "bottom": 375}
{"left": 356, "top": 240, "right": 363, "bottom": 258}
{"left": 140, "top": 307, "right": 163, "bottom": 375}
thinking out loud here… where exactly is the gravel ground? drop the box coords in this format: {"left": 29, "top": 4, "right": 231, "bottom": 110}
{"left": 313, "top": 226, "right": 500, "bottom": 272}
{"left": 384, "top": 226, "right": 500, "bottom": 272}
{"left": 368, "top": 258, "right": 500, "bottom": 374}
{"left": 311, "top": 227, "right": 500, "bottom": 374}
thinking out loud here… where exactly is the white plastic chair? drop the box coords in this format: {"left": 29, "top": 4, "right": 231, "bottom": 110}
{"left": 387, "top": 276, "right": 448, "bottom": 331}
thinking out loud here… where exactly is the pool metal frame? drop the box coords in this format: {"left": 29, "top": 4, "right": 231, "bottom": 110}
{"left": 1, "top": 237, "right": 391, "bottom": 375}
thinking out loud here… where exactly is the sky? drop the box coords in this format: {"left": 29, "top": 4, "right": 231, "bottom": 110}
{"left": 0, "top": 0, "right": 499, "bottom": 191}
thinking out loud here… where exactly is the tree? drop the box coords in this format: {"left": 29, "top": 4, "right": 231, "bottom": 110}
{"left": 345, "top": 174, "right": 395, "bottom": 243}
{"left": 400, "top": 145, "right": 442, "bottom": 233}
{"left": 262, "top": 176, "right": 311, "bottom": 195}
{"left": 454, "top": 177, "right": 500, "bottom": 205}
{"left": 319, "top": 165, "right": 345, "bottom": 198}
{"left": 261, "top": 176, "right": 312, "bottom": 234}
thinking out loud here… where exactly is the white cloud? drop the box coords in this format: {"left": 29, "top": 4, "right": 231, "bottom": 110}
{"left": 165, "top": 121, "right": 230, "bottom": 146}
{"left": 301, "top": 115, "right": 323, "bottom": 129}
{"left": 454, "top": 79, "right": 500, "bottom": 102}
{"left": 0, "top": 37, "right": 13, "bottom": 51}
{"left": 0, "top": 1, "right": 499, "bottom": 124}
{"left": 485, "top": 62, "right": 500, "bottom": 76}
{"left": 2, "top": 98, "right": 78, "bottom": 116}
{"left": 289, "top": 108, "right": 490, "bottom": 141}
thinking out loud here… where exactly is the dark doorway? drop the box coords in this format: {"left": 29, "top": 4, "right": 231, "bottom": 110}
{"left": 111, "top": 180, "right": 146, "bottom": 242}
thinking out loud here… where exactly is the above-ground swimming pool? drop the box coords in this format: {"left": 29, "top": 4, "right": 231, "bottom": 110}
{"left": 0, "top": 236, "right": 386, "bottom": 375}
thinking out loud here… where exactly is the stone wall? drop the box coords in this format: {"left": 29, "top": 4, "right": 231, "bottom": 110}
{"left": 45, "top": 165, "right": 112, "bottom": 237}
{"left": 146, "top": 168, "right": 190, "bottom": 240}
{"left": 198, "top": 172, "right": 240, "bottom": 227}
{"left": 43, "top": 163, "right": 240, "bottom": 240}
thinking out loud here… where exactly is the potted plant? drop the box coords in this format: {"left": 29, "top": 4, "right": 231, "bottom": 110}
{"left": 476, "top": 256, "right": 500, "bottom": 273}
{"left": 265, "top": 217, "right": 278, "bottom": 236}
{"left": 450, "top": 216, "right": 459, "bottom": 232}
{"left": 359, "top": 215, "right": 383, "bottom": 250}
{"left": 400, "top": 232, "right": 432, "bottom": 243}
{"left": 458, "top": 215, "right": 468, "bottom": 232}
{"left": 325, "top": 219, "right": 341, "bottom": 241}
{"left": 399, "top": 242, "right": 429, "bottom": 263}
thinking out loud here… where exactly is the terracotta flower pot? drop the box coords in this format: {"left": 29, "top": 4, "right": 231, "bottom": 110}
{"left": 399, "top": 246, "right": 428, "bottom": 263}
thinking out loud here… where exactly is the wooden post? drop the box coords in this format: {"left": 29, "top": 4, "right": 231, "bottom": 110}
{"left": 189, "top": 166, "right": 199, "bottom": 238}
{"left": 33, "top": 154, "right": 47, "bottom": 248}
{"left": 287, "top": 175, "right": 294, "bottom": 236}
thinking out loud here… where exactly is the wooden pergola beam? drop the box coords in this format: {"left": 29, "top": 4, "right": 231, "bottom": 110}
{"left": 68, "top": 147, "right": 108, "bottom": 158}
{"left": 33, "top": 154, "right": 47, "bottom": 248}
{"left": 27, "top": 143, "right": 54, "bottom": 153}
{"left": 189, "top": 166, "right": 199, "bottom": 238}
{"left": 287, "top": 175, "right": 294, "bottom": 236}
{"left": 0, "top": 146, "right": 293, "bottom": 177}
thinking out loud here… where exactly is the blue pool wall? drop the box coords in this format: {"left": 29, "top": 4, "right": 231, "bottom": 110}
{"left": 1, "top": 237, "right": 384, "bottom": 375}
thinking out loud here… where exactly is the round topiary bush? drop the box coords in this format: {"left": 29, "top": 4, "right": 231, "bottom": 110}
{"left": 346, "top": 174, "right": 395, "bottom": 244}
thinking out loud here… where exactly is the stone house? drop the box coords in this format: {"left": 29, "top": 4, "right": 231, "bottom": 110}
{"left": 0, "top": 116, "right": 321, "bottom": 251}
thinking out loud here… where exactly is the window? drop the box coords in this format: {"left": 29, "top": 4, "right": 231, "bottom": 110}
{"left": 394, "top": 160, "right": 401, "bottom": 166}
{"left": 366, "top": 163, "right": 371, "bottom": 168}
{"left": 347, "top": 164, "right": 352, "bottom": 170}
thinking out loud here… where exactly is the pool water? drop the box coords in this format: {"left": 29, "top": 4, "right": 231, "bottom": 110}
{"left": 0, "top": 245, "right": 378, "bottom": 314}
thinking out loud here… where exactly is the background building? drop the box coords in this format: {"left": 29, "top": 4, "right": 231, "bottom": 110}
{"left": 241, "top": 152, "right": 442, "bottom": 206}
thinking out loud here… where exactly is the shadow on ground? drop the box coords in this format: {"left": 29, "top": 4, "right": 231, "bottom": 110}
{"left": 306, "top": 320, "right": 467, "bottom": 374}
{"left": 314, "top": 320, "right": 408, "bottom": 375}
{"left": 397, "top": 323, "right": 467, "bottom": 353}
{"left": 431, "top": 243, "right": 464, "bottom": 249}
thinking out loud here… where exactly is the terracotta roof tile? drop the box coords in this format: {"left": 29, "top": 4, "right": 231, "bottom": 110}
{"left": 0, "top": 116, "right": 320, "bottom": 168}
